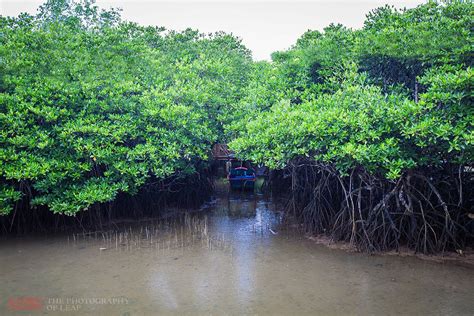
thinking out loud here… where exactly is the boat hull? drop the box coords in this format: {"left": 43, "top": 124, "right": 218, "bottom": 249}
{"left": 229, "top": 178, "right": 255, "bottom": 190}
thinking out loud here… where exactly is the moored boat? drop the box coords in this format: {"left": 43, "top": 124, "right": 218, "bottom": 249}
{"left": 227, "top": 167, "right": 256, "bottom": 190}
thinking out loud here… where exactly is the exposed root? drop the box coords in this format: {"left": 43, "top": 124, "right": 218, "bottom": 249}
{"left": 281, "top": 158, "right": 473, "bottom": 254}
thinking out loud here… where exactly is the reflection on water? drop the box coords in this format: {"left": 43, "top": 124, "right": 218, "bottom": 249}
{"left": 0, "top": 182, "right": 473, "bottom": 315}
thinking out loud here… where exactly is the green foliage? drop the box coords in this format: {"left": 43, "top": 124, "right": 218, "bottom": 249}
{"left": 231, "top": 66, "right": 417, "bottom": 179}
{"left": 224, "top": 61, "right": 288, "bottom": 139}
{"left": 0, "top": 185, "right": 22, "bottom": 215}
{"left": 1, "top": 0, "right": 472, "bottom": 221}
{"left": 408, "top": 65, "right": 473, "bottom": 162}
{"left": 229, "top": 1, "right": 473, "bottom": 252}
{"left": 361, "top": 1, "right": 472, "bottom": 64}
{"left": 0, "top": 0, "right": 250, "bottom": 215}
{"left": 231, "top": 1, "right": 473, "bottom": 180}
{"left": 270, "top": 24, "right": 358, "bottom": 101}
{"left": 359, "top": 1, "right": 473, "bottom": 95}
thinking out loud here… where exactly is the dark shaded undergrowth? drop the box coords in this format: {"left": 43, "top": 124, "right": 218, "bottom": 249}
{"left": 0, "top": 167, "right": 213, "bottom": 235}
{"left": 272, "top": 158, "right": 473, "bottom": 253}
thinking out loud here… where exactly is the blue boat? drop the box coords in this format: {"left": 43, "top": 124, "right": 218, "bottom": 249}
{"left": 227, "top": 167, "right": 256, "bottom": 190}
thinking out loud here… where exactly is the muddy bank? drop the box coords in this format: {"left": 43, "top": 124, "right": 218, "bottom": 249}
{"left": 307, "top": 234, "right": 474, "bottom": 268}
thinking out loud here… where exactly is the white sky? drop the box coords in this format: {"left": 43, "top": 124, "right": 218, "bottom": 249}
{"left": 1, "top": 0, "right": 425, "bottom": 60}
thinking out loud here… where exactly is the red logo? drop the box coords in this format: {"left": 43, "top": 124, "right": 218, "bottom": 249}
{"left": 7, "top": 296, "right": 43, "bottom": 311}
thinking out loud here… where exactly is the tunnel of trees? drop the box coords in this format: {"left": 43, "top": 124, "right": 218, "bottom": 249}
{"left": 0, "top": 0, "right": 472, "bottom": 253}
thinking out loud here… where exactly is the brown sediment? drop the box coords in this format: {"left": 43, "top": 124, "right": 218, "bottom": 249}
{"left": 307, "top": 234, "right": 474, "bottom": 268}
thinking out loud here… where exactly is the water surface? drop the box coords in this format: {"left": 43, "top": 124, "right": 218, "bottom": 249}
{"left": 1, "top": 183, "right": 473, "bottom": 315}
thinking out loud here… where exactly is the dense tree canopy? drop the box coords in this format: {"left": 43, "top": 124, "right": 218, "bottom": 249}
{"left": 231, "top": 0, "right": 473, "bottom": 179}
{"left": 229, "top": 0, "right": 473, "bottom": 252}
{"left": 0, "top": 0, "right": 251, "bottom": 215}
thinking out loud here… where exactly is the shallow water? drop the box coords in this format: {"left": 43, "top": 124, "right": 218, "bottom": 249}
{"left": 1, "top": 183, "right": 473, "bottom": 315}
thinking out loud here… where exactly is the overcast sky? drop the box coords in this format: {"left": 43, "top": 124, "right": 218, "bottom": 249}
{"left": 1, "top": 0, "right": 425, "bottom": 60}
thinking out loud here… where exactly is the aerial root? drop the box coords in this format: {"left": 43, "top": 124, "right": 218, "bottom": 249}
{"left": 283, "top": 158, "right": 473, "bottom": 254}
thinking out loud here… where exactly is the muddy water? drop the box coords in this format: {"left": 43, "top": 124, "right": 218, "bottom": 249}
{"left": 1, "top": 183, "right": 473, "bottom": 315}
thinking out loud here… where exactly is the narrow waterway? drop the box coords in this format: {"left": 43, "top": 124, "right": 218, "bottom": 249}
{"left": 1, "top": 181, "right": 473, "bottom": 315}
